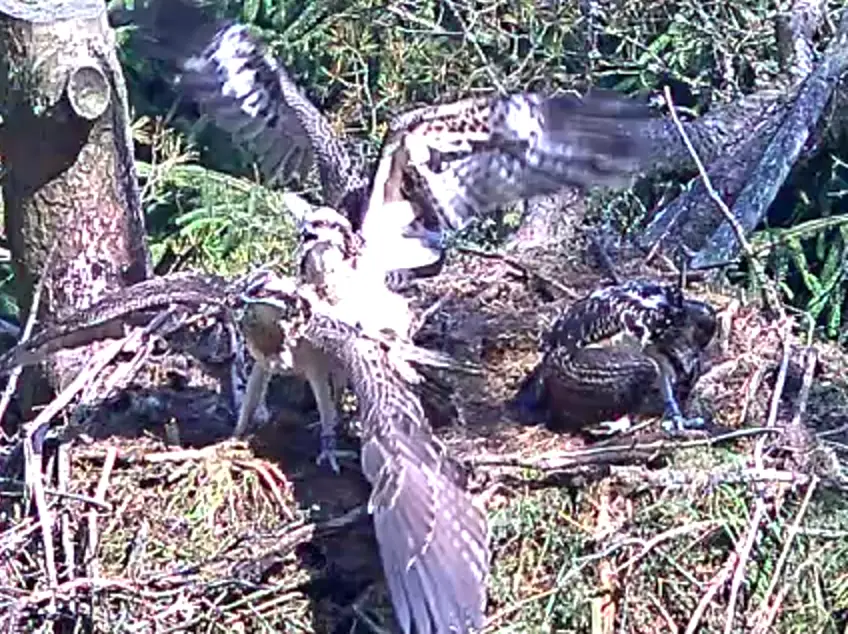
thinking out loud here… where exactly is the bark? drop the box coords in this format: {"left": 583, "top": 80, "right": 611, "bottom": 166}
{"left": 639, "top": 8, "right": 847, "bottom": 268}
{"left": 0, "top": 1, "right": 150, "bottom": 391}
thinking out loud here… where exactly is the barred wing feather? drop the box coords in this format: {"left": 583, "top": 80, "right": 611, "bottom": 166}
{"left": 135, "top": 0, "right": 362, "bottom": 207}
{"left": 305, "top": 315, "right": 490, "bottom": 634}
{"left": 376, "top": 91, "right": 655, "bottom": 234}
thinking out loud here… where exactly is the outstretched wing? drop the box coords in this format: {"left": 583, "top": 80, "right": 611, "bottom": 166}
{"left": 359, "top": 91, "right": 655, "bottom": 273}
{"left": 0, "top": 272, "right": 232, "bottom": 375}
{"left": 300, "top": 311, "right": 489, "bottom": 634}
{"left": 131, "top": 0, "right": 365, "bottom": 210}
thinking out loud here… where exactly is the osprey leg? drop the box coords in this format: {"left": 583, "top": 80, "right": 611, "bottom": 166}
{"left": 303, "top": 363, "right": 344, "bottom": 474}
{"left": 233, "top": 362, "right": 272, "bottom": 437}
{"left": 654, "top": 355, "right": 705, "bottom": 432}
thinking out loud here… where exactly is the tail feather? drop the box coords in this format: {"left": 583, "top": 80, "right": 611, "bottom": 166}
{"left": 392, "top": 341, "right": 482, "bottom": 375}
{"left": 507, "top": 363, "right": 548, "bottom": 425}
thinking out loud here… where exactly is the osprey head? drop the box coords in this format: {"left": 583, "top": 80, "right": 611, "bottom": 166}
{"left": 297, "top": 206, "right": 362, "bottom": 260}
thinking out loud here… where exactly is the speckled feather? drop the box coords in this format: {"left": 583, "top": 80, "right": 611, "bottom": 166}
{"left": 136, "top": 1, "right": 657, "bottom": 284}
{"left": 366, "top": 91, "right": 655, "bottom": 237}
{"left": 0, "top": 272, "right": 235, "bottom": 375}
{"left": 513, "top": 280, "right": 716, "bottom": 431}
{"left": 241, "top": 279, "right": 490, "bottom": 634}
{"left": 137, "top": 0, "right": 366, "bottom": 210}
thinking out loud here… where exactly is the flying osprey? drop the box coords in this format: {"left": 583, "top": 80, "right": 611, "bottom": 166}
{"left": 512, "top": 279, "right": 717, "bottom": 434}
{"left": 235, "top": 271, "right": 491, "bottom": 634}
{"left": 133, "top": 0, "right": 656, "bottom": 285}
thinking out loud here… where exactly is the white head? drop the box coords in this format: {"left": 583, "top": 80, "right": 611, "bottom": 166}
{"left": 299, "top": 206, "right": 354, "bottom": 250}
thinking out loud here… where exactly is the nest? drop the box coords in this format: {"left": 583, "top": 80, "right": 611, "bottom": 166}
{"left": 1, "top": 234, "right": 847, "bottom": 633}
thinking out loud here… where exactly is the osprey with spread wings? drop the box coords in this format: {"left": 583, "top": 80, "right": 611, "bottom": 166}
{"left": 133, "top": 0, "right": 656, "bottom": 286}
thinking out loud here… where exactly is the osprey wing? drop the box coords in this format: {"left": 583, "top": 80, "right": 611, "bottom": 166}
{"left": 293, "top": 307, "right": 489, "bottom": 634}
{"left": 0, "top": 272, "right": 232, "bottom": 374}
{"left": 359, "top": 91, "right": 654, "bottom": 275}
{"left": 133, "top": 0, "right": 365, "bottom": 209}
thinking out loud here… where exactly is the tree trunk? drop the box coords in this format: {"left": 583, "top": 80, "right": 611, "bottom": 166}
{"left": 0, "top": 1, "right": 150, "bottom": 392}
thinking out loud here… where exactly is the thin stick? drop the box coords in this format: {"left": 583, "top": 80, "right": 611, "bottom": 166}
{"left": 20, "top": 324, "right": 156, "bottom": 599}
{"left": 754, "top": 323, "right": 792, "bottom": 471}
{"left": 723, "top": 499, "right": 767, "bottom": 634}
{"left": 0, "top": 246, "right": 55, "bottom": 424}
{"left": 751, "top": 476, "right": 819, "bottom": 633}
{"left": 663, "top": 86, "right": 784, "bottom": 319}
{"left": 0, "top": 479, "right": 111, "bottom": 509}
{"left": 85, "top": 447, "right": 117, "bottom": 578}
{"left": 614, "top": 521, "right": 719, "bottom": 575}
{"left": 470, "top": 426, "right": 781, "bottom": 470}
{"left": 456, "top": 244, "right": 580, "bottom": 299}
{"left": 683, "top": 550, "right": 738, "bottom": 634}
{"left": 57, "top": 443, "right": 75, "bottom": 585}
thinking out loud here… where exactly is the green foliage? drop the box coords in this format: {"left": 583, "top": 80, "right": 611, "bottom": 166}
{"left": 756, "top": 154, "right": 848, "bottom": 341}
{"left": 113, "top": 0, "right": 847, "bottom": 324}
{"left": 487, "top": 469, "right": 848, "bottom": 633}
{"left": 131, "top": 115, "right": 298, "bottom": 277}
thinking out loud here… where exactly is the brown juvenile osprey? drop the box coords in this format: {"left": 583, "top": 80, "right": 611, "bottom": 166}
{"left": 237, "top": 272, "right": 490, "bottom": 634}
{"left": 512, "top": 279, "right": 717, "bottom": 434}
{"left": 134, "top": 0, "right": 656, "bottom": 286}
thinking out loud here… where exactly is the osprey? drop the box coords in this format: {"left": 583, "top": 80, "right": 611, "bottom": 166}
{"left": 0, "top": 270, "right": 491, "bottom": 634}
{"left": 512, "top": 280, "right": 717, "bottom": 434}
{"left": 235, "top": 204, "right": 476, "bottom": 472}
{"left": 237, "top": 272, "right": 491, "bottom": 634}
{"left": 134, "top": 0, "right": 656, "bottom": 285}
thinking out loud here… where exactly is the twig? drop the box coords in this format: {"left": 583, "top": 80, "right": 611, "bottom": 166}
{"left": 57, "top": 443, "right": 75, "bottom": 584}
{"left": 588, "top": 231, "right": 622, "bottom": 284}
{"left": 0, "top": 246, "right": 54, "bottom": 424}
{"left": 683, "top": 550, "right": 738, "bottom": 634}
{"left": 754, "top": 322, "right": 792, "bottom": 471}
{"left": 739, "top": 362, "right": 768, "bottom": 427}
{"left": 662, "top": 86, "right": 785, "bottom": 319}
{"left": 607, "top": 465, "right": 824, "bottom": 489}
{"left": 723, "top": 498, "right": 767, "bottom": 634}
{"left": 0, "top": 478, "right": 111, "bottom": 509}
{"left": 751, "top": 476, "right": 819, "bottom": 633}
{"left": 411, "top": 293, "right": 451, "bottom": 336}
{"left": 440, "top": 0, "right": 505, "bottom": 94}
{"left": 649, "top": 592, "right": 680, "bottom": 634}
{"left": 85, "top": 447, "right": 117, "bottom": 578}
{"left": 592, "top": 483, "right": 615, "bottom": 634}
{"left": 785, "top": 346, "right": 818, "bottom": 463}
{"left": 724, "top": 321, "right": 793, "bottom": 634}
{"left": 613, "top": 520, "right": 719, "bottom": 576}
{"left": 20, "top": 325, "right": 153, "bottom": 600}
{"left": 470, "top": 426, "right": 781, "bottom": 470}
{"left": 456, "top": 244, "right": 579, "bottom": 299}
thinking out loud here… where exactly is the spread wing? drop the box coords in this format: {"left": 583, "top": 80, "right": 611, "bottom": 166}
{"left": 0, "top": 272, "right": 233, "bottom": 375}
{"left": 359, "top": 91, "right": 655, "bottom": 272}
{"left": 299, "top": 311, "right": 489, "bottom": 634}
{"left": 131, "top": 0, "right": 366, "bottom": 210}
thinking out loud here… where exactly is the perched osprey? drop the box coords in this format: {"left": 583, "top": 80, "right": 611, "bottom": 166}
{"left": 237, "top": 272, "right": 491, "bottom": 634}
{"left": 512, "top": 280, "right": 717, "bottom": 434}
{"left": 133, "top": 0, "right": 656, "bottom": 285}
{"left": 235, "top": 205, "right": 476, "bottom": 471}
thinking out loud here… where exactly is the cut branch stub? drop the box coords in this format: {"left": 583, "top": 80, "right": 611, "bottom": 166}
{"left": 66, "top": 61, "right": 110, "bottom": 121}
